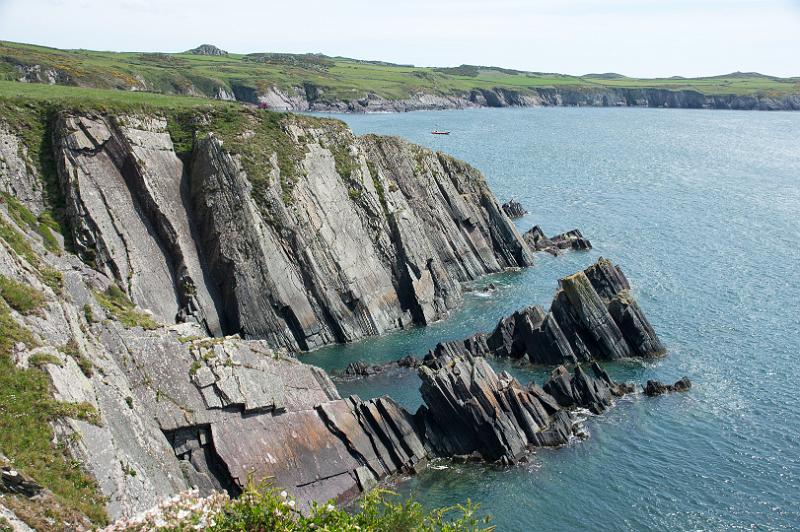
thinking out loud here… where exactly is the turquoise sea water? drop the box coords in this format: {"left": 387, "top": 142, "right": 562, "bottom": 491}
{"left": 303, "top": 108, "right": 800, "bottom": 531}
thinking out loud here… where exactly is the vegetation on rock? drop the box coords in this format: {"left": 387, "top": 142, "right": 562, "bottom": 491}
{"left": 94, "top": 285, "right": 159, "bottom": 330}
{"left": 0, "top": 300, "right": 107, "bottom": 526}
{"left": 0, "top": 274, "right": 45, "bottom": 315}
{"left": 102, "top": 484, "right": 493, "bottom": 532}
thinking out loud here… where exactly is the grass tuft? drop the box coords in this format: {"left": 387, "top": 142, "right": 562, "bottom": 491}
{"left": 0, "top": 300, "right": 107, "bottom": 526}
{"left": 0, "top": 274, "right": 46, "bottom": 314}
{"left": 94, "top": 284, "right": 159, "bottom": 330}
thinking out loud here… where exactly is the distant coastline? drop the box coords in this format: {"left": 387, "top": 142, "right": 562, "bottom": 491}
{"left": 2, "top": 40, "right": 799, "bottom": 112}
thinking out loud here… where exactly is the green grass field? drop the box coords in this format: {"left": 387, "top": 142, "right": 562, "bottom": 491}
{"left": 2, "top": 40, "right": 798, "bottom": 104}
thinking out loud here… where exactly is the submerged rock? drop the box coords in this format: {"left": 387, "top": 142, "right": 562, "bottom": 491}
{"left": 502, "top": 199, "right": 527, "bottom": 218}
{"left": 644, "top": 377, "right": 692, "bottom": 396}
{"left": 523, "top": 225, "right": 592, "bottom": 255}
{"left": 336, "top": 356, "right": 422, "bottom": 380}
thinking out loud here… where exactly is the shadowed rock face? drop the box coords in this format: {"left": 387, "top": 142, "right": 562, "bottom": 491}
{"left": 414, "top": 353, "right": 637, "bottom": 463}
{"left": 54, "top": 111, "right": 532, "bottom": 351}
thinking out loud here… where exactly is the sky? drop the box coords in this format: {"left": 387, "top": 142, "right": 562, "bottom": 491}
{"left": 1, "top": 0, "right": 799, "bottom": 78}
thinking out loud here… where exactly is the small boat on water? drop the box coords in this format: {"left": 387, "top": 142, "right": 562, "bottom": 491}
{"left": 431, "top": 130, "right": 450, "bottom": 135}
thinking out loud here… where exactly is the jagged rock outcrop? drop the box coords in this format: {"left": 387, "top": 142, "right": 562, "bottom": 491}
{"left": 415, "top": 353, "right": 636, "bottom": 463}
{"left": 417, "top": 258, "right": 664, "bottom": 366}
{"left": 542, "top": 362, "right": 634, "bottom": 414}
{"left": 643, "top": 377, "right": 692, "bottom": 396}
{"left": 523, "top": 225, "right": 592, "bottom": 255}
{"left": 501, "top": 199, "right": 526, "bottom": 218}
{"left": 187, "top": 119, "right": 531, "bottom": 349}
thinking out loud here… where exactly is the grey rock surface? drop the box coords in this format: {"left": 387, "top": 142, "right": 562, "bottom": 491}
{"left": 0, "top": 125, "right": 44, "bottom": 214}
{"left": 187, "top": 44, "right": 228, "bottom": 56}
{"left": 501, "top": 199, "right": 526, "bottom": 218}
{"left": 187, "top": 119, "right": 532, "bottom": 349}
{"left": 415, "top": 352, "right": 634, "bottom": 463}
{"left": 54, "top": 113, "right": 224, "bottom": 333}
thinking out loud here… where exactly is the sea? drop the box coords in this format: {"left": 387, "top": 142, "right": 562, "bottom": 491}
{"left": 303, "top": 107, "right": 800, "bottom": 531}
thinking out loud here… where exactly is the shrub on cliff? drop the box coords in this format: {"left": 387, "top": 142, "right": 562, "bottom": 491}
{"left": 102, "top": 483, "right": 494, "bottom": 531}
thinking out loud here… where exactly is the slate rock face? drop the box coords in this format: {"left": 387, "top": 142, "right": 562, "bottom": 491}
{"left": 542, "top": 362, "right": 631, "bottom": 414}
{"left": 523, "top": 225, "right": 592, "bottom": 255}
{"left": 53, "top": 111, "right": 532, "bottom": 351}
{"left": 54, "top": 113, "right": 225, "bottom": 335}
{"left": 501, "top": 199, "right": 527, "bottom": 218}
{"left": 0, "top": 125, "right": 44, "bottom": 213}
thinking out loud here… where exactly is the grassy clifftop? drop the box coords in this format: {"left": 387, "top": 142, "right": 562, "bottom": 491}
{"left": 2, "top": 40, "right": 799, "bottom": 104}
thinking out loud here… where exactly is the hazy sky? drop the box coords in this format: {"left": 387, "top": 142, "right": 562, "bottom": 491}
{"left": 1, "top": 0, "right": 799, "bottom": 77}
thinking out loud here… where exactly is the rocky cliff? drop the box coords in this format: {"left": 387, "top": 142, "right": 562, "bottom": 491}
{"left": 50, "top": 108, "right": 531, "bottom": 351}
{"left": 0, "top": 101, "right": 686, "bottom": 530}
{"left": 0, "top": 103, "right": 534, "bottom": 527}
{"left": 241, "top": 85, "right": 800, "bottom": 113}
{"left": 0, "top": 184, "right": 652, "bottom": 528}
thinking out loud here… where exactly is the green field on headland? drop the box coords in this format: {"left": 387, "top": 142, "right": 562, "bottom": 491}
{"left": 2, "top": 40, "right": 798, "bottom": 105}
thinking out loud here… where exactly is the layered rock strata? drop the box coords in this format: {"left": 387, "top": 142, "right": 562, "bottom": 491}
{"left": 212, "top": 84, "right": 800, "bottom": 113}
{"left": 415, "top": 353, "right": 633, "bottom": 463}
{"left": 52, "top": 111, "right": 532, "bottom": 351}
{"left": 425, "top": 258, "right": 665, "bottom": 366}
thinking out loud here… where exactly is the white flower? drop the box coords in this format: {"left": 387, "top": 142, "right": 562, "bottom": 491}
{"left": 280, "top": 490, "right": 288, "bottom": 499}
{"left": 326, "top": 504, "right": 335, "bottom": 512}
{"left": 287, "top": 500, "right": 295, "bottom": 509}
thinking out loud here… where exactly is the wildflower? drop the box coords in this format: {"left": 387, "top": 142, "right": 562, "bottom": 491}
{"left": 280, "top": 490, "right": 288, "bottom": 499}
{"left": 287, "top": 500, "right": 296, "bottom": 509}
{"left": 326, "top": 504, "right": 335, "bottom": 512}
